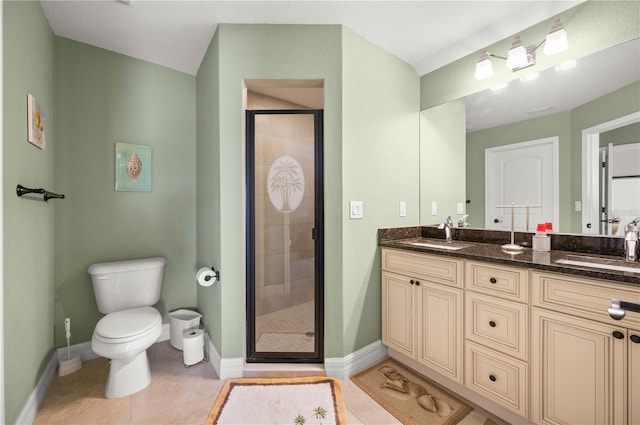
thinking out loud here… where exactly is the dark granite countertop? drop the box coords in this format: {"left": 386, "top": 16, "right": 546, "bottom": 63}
{"left": 379, "top": 227, "right": 640, "bottom": 287}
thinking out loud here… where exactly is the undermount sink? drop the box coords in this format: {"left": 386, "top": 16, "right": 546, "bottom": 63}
{"left": 406, "top": 239, "right": 470, "bottom": 251}
{"left": 555, "top": 255, "right": 640, "bottom": 274}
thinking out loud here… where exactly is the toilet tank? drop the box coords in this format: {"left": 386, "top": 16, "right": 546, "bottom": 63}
{"left": 88, "top": 257, "right": 166, "bottom": 314}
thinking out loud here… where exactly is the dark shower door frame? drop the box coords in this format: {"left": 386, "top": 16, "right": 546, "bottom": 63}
{"left": 245, "top": 109, "right": 324, "bottom": 363}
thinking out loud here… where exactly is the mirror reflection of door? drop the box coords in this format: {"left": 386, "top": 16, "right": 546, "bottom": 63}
{"left": 601, "top": 142, "right": 640, "bottom": 235}
{"left": 485, "top": 137, "right": 559, "bottom": 231}
{"left": 246, "top": 109, "right": 324, "bottom": 363}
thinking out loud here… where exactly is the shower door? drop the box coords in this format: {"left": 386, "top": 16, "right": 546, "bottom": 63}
{"left": 246, "top": 110, "right": 324, "bottom": 363}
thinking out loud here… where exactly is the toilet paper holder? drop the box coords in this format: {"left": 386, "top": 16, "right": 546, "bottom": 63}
{"left": 203, "top": 266, "right": 220, "bottom": 283}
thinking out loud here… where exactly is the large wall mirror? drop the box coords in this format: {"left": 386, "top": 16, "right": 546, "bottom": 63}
{"left": 425, "top": 38, "right": 640, "bottom": 236}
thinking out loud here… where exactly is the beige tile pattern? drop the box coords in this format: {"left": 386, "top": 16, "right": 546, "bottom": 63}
{"left": 34, "top": 341, "right": 508, "bottom": 425}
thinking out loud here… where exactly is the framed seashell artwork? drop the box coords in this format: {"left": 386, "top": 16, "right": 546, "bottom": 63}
{"left": 27, "top": 94, "right": 46, "bottom": 149}
{"left": 115, "top": 142, "right": 152, "bottom": 192}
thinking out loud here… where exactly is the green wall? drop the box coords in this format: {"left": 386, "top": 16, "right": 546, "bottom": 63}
{"left": 3, "top": 2, "right": 55, "bottom": 423}
{"left": 341, "top": 29, "right": 420, "bottom": 354}
{"left": 54, "top": 37, "right": 197, "bottom": 347}
{"left": 197, "top": 24, "right": 344, "bottom": 359}
{"left": 196, "top": 24, "right": 420, "bottom": 360}
{"left": 421, "top": 1, "right": 640, "bottom": 110}
{"left": 466, "top": 81, "right": 640, "bottom": 233}
{"left": 420, "top": 100, "right": 466, "bottom": 225}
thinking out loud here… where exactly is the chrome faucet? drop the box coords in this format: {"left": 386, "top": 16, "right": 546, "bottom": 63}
{"left": 438, "top": 216, "right": 454, "bottom": 243}
{"left": 458, "top": 215, "right": 470, "bottom": 228}
{"left": 624, "top": 217, "right": 640, "bottom": 261}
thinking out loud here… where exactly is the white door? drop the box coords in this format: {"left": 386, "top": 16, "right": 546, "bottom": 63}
{"left": 608, "top": 142, "right": 640, "bottom": 236}
{"left": 485, "top": 137, "right": 559, "bottom": 231}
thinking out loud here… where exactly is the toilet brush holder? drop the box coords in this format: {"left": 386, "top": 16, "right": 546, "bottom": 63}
{"left": 58, "top": 355, "right": 82, "bottom": 377}
{"left": 59, "top": 317, "right": 82, "bottom": 376}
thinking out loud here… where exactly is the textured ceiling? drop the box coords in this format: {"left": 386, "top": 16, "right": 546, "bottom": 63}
{"left": 40, "top": 0, "right": 583, "bottom": 76}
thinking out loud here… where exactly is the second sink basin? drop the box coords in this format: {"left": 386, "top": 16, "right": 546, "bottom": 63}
{"left": 555, "top": 255, "right": 640, "bottom": 274}
{"left": 407, "top": 239, "right": 471, "bottom": 251}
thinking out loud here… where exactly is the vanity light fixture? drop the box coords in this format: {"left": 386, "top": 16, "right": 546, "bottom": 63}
{"left": 474, "top": 18, "right": 569, "bottom": 80}
{"left": 474, "top": 52, "right": 495, "bottom": 80}
{"left": 506, "top": 36, "right": 530, "bottom": 69}
{"left": 543, "top": 19, "right": 568, "bottom": 55}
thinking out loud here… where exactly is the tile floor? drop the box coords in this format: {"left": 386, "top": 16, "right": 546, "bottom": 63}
{"left": 255, "top": 301, "right": 315, "bottom": 352}
{"left": 34, "top": 341, "right": 507, "bottom": 425}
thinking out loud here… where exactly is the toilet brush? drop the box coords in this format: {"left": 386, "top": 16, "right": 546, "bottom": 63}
{"left": 58, "top": 318, "right": 82, "bottom": 376}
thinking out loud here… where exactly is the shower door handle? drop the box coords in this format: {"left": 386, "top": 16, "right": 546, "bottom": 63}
{"left": 312, "top": 228, "right": 317, "bottom": 240}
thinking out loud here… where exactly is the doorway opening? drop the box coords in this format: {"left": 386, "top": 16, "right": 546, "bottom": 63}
{"left": 245, "top": 81, "right": 324, "bottom": 363}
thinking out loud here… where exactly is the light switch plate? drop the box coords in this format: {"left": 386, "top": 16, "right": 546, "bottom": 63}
{"left": 457, "top": 202, "right": 464, "bottom": 214}
{"left": 349, "top": 201, "right": 363, "bottom": 219}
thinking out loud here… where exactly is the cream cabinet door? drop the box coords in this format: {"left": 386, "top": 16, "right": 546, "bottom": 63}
{"left": 381, "top": 271, "right": 414, "bottom": 358}
{"left": 532, "top": 308, "right": 626, "bottom": 425}
{"left": 630, "top": 331, "right": 640, "bottom": 425}
{"left": 416, "top": 281, "right": 463, "bottom": 383}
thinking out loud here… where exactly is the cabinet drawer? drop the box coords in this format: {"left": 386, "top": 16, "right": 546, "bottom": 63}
{"left": 465, "top": 341, "right": 529, "bottom": 418}
{"left": 382, "top": 248, "right": 462, "bottom": 287}
{"left": 465, "top": 261, "right": 528, "bottom": 302}
{"left": 465, "top": 292, "right": 528, "bottom": 361}
{"left": 532, "top": 271, "right": 640, "bottom": 329}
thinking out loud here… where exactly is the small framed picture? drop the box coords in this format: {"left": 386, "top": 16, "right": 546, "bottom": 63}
{"left": 115, "top": 142, "right": 152, "bottom": 192}
{"left": 27, "top": 94, "right": 46, "bottom": 149}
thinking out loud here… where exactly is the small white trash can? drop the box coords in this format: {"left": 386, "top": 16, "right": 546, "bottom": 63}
{"left": 169, "top": 309, "right": 202, "bottom": 350}
{"left": 182, "top": 328, "right": 204, "bottom": 366}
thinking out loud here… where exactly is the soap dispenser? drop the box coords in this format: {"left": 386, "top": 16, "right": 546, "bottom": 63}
{"left": 624, "top": 222, "right": 639, "bottom": 262}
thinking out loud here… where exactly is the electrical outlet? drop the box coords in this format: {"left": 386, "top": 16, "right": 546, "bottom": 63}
{"left": 431, "top": 201, "right": 437, "bottom": 216}
{"left": 399, "top": 201, "right": 407, "bottom": 217}
{"left": 457, "top": 202, "right": 464, "bottom": 214}
{"left": 575, "top": 201, "right": 582, "bottom": 212}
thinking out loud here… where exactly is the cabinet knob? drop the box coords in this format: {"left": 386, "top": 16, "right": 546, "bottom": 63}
{"left": 489, "top": 375, "right": 497, "bottom": 382}
{"left": 489, "top": 277, "right": 497, "bottom": 284}
{"left": 410, "top": 279, "right": 415, "bottom": 285}
{"left": 489, "top": 321, "right": 496, "bottom": 328}
{"left": 630, "top": 335, "right": 640, "bottom": 344}
{"left": 415, "top": 281, "right": 420, "bottom": 286}
{"left": 612, "top": 331, "right": 625, "bottom": 340}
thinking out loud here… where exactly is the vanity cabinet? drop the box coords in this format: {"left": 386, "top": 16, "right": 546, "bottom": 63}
{"left": 532, "top": 271, "right": 640, "bottom": 425}
{"left": 380, "top": 244, "right": 640, "bottom": 425}
{"left": 381, "top": 248, "right": 463, "bottom": 383}
{"left": 464, "top": 261, "right": 529, "bottom": 418}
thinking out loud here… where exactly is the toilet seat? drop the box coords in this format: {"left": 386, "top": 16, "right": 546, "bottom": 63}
{"left": 94, "top": 306, "right": 161, "bottom": 344}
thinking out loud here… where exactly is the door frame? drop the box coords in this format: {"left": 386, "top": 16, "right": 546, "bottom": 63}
{"left": 245, "top": 109, "right": 324, "bottom": 363}
{"left": 581, "top": 111, "right": 640, "bottom": 234}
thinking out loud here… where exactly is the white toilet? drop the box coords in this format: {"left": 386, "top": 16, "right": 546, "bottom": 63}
{"left": 88, "top": 257, "right": 165, "bottom": 399}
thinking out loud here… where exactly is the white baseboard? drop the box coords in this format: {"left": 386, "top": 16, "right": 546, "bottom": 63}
{"left": 17, "top": 323, "right": 171, "bottom": 425}
{"left": 325, "top": 340, "right": 387, "bottom": 379}
{"left": 205, "top": 333, "right": 243, "bottom": 380}
{"left": 15, "top": 349, "right": 58, "bottom": 425}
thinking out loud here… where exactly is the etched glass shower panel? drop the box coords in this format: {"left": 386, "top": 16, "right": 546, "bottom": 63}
{"left": 253, "top": 113, "right": 316, "bottom": 354}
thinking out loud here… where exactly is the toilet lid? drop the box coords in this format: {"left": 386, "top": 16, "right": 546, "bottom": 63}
{"left": 94, "top": 306, "right": 161, "bottom": 340}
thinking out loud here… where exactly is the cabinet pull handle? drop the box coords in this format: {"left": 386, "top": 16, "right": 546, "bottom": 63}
{"left": 489, "top": 375, "right": 496, "bottom": 382}
{"left": 631, "top": 335, "right": 640, "bottom": 344}
{"left": 612, "top": 331, "right": 625, "bottom": 340}
{"left": 489, "top": 321, "right": 496, "bottom": 327}
{"left": 489, "top": 277, "right": 497, "bottom": 284}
